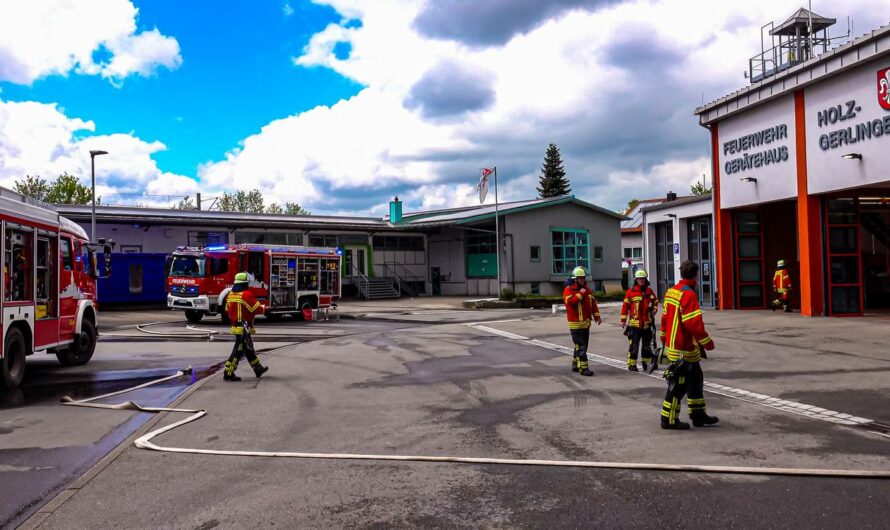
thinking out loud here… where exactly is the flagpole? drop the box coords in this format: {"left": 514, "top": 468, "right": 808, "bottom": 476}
{"left": 494, "top": 166, "right": 500, "bottom": 299}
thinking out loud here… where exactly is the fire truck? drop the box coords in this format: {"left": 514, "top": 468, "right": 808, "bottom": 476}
{"left": 166, "top": 244, "right": 341, "bottom": 323}
{"left": 1, "top": 187, "right": 112, "bottom": 389}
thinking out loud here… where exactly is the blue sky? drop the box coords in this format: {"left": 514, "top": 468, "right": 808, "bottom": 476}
{"left": 0, "top": 0, "right": 361, "bottom": 178}
{"left": 1, "top": 1, "right": 887, "bottom": 214}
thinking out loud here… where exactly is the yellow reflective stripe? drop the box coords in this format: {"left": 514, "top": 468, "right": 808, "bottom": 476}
{"left": 681, "top": 309, "right": 702, "bottom": 321}
{"left": 663, "top": 299, "right": 681, "bottom": 308}
{"left": 698, "top": 336, "right": 713, "bottom": 345}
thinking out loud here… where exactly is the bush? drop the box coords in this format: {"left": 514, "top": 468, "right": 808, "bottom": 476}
{"left": 500, "top": 287, "right": 517, "bottom": 301}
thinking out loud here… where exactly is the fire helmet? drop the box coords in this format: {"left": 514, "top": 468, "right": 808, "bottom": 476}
{"left": 572, "top": 267, "right": 586, "bottom": 278}
{"left": 234, "top": 272, "right": 249, "bottom": 284}
{"left": 634, "top": 269, "right": 648, "bottom": 279}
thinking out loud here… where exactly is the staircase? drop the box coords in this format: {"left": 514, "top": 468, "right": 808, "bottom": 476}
{"left": 349, "top": 264, "right": 400, "bottom": 300}
{"left": 364, "top": 277, "right": 401, "bottom": 299}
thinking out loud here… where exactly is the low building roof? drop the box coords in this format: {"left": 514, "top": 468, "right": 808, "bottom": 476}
{"left": 55, "top": 194, "right": 626, "bottom": 232}
{"left": 640, "top": 194, "right": 712, "bottom": 214}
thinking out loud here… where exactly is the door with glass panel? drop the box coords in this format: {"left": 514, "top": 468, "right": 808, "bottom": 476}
{"left": 735, "top": 211, "right": 764, "bottom": 308}
{"left": 654, "top": 222, "right": 674, "bottom": 298}
{"left": 825, "top": 198, "right": 862, "bottom": 315}
{"left": 687, "top": 216, "right": 713, "bottom": 306}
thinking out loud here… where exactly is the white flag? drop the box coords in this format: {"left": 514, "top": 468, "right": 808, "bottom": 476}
{"left": 477, "top": 167, "right": 493, "bottom": 204}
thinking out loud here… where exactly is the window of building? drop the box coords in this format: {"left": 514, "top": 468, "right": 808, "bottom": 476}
{"left": 530, "top": 245, "right": 541, "bottom": 262}
{"left": 530, "top": 282, "right": 540, "bottom": 295}
{"left": 594, "top": 246, "right": 604, "bottom": 262}
{"left": 236, "top": 232, "right": 302, "bottom": 246}
{"left": 372, "top": 235, "right": 424, "bottom": 251}
{"left": 129, "top": 263, "right": 143, "bottom": 294}
{"left": 188, "top": 231, "right": 228, "bottom": 248}
{"left": 623, "top": 247, "right": 643, "bottom": 259}
{"left": 309, "top": 234, "right": 339, "bottom": 247}
{"left": 592, "top": 280, "right": 605, "bottom": 293}
{"left": 551, "top": 228, "right": 589, "bottom": 275}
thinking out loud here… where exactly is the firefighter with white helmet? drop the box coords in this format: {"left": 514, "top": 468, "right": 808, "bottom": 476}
{"left": 222, "top": 272, "right": 269, "bottom": 381}
{"left": 771, "top": 259, "right": 793, "bottom": 313}
{"left": 562, "top": 266, "right": 601, "bottom": 377}
{"left": 620, "top": 268, "right": 659, "bottom": 371}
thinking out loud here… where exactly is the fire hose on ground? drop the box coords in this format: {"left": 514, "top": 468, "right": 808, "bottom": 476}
{"left": 59, "top": 369, "right": 890, "bottom": 480}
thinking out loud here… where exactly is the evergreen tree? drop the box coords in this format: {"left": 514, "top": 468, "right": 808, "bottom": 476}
{"left": 536, "top": 143, "right": 571, "bottom": 198}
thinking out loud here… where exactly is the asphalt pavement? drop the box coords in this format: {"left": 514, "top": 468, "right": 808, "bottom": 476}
{"left": 1, "top": 307, "right": 437, "bottom": 529}
{"left": 14, "top": 305, "right": 890, "bottom": 529}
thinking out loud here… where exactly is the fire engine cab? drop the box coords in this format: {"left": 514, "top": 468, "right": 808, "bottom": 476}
{"left": 166, "top": 244, "right": 341, "bottom": 323}
{"left": 1, "top": 187, "right": 112, "bottom": 389}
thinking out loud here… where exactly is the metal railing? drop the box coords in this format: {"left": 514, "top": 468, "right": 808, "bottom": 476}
{"left": 348, "top": 263, "right": 371, "bottom": 299}
{"left": 380, "top": 262, "right": 423, "bottom": 296}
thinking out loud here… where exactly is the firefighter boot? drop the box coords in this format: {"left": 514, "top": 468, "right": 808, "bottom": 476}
{"left": 253, "top": 364, "right": 269, "bottom": 378}
{"left": 223, "top": 359, "right": 241, "bottom": 382}
{"left": 628, "top": 364, "right": 639, "bottom": 372}
{"left": 691, "top": 412, "right": 720, "bottom": 427}
{"left": 661, "top": 418, "right": 691, "bottom": 430}
{"left": 578, "top": 361, "right": 594, "bottom": 377}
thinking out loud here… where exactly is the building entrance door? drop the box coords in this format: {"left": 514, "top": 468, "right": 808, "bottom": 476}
{"left": 687, "top": 216, "right": 713, "bottom": 306}
{"left": 860, "top": 197, "right": 890, "bottom": 312}
{"left": 343, "top": 246, "right": 367, "bottom": 277}
{"left": 654, "top": 222, "right": 674, "bottom": 297}
{"left": 735, "top": 211, "right": 765, "bottom": 308}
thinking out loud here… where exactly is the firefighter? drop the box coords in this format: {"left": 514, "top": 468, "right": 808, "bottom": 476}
{"left": 223, "top": 272, "right": 269, "bottom": 382}
{"left": 563, "top": 266, "right": 601, "bottom": 377}
{"left": 620, "top": 269, "right": 659, "bottom": 372}
{"left": 771, "top": 260, "right": 793, "bottom": 313}
{"left": 659, "top": 260, "right": 718, "bottom": 430}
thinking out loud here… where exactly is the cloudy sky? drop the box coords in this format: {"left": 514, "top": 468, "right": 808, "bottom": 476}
{"left": 0, "top": 1, "right": 887, "bottom": 216}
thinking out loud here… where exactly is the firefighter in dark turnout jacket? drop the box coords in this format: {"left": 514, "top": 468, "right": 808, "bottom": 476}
{"left": 563, "top": 266, "right": 601, "bottom": 377}
{"left": 620, "top": 269, "right": 659, "bottom": 372}
{"left": 659, "top": 261, "right": 718, "bottom": 430}
{"left": 770, "top": 260, "right": 793, "bottom": 313}
{"left": 223, "top": 272, "right": 269, "bottom": 381}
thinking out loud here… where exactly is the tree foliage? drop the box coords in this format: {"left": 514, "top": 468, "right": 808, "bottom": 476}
{"left": 536, "top": 143, "right": 572, "bottom": 198}
{"left": 217, "top": 189, "right": 265, "bottom": 213}
{"left": 213, "top": 189, "right": 311, "bottom": 215}
{"left": 691, "top": 181, "right": 712, "bottom": 197}
{"left": 282, "top": 202, "right": 310, "bottom": 216}
{"left": 13, "top": 173, "right": 97, "bottom": 204}
{"left": 175, "top": 196, "right": 197, "bottom": 210}
{"left": 625, "top": 198, "right": 640, "bottom": 214}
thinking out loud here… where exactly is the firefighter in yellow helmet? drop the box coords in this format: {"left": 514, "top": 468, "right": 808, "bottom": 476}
{"left": 562, "top": 266, "right": 601, "bottom": 377}
{"left": 223, "top": 272, "right": 269, "bottom": 381}
{"left": 620, "top": 269, "right": 659, "bottom": 372}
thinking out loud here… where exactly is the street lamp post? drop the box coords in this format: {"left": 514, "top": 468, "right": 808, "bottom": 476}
{"left": 89, "top": 150, "right": 108, "bottom": 242}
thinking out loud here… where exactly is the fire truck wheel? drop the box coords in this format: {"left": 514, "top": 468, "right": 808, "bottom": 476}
{"left": 56, "top": 318, "right": 96, "bottom": 366}
{"left": 185, "top": 310, "right": 204, "bottom": 324}
{"left": 2, "top": 327, "right": 27, "bottom": 389}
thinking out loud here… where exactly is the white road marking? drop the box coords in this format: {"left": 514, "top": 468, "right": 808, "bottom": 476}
{"left": 467, "top": 322, "right": 882, "bottom": 432}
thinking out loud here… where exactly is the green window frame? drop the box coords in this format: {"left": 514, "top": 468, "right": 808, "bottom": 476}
{"left": 530, "top": 245, "right": 541, "bottom": 262}
{"left": 551, "top": 228, "right": 590, "bottom": 275}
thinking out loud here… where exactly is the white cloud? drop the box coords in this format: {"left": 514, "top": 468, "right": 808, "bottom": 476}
{"left": 201, "top": 0, "right": 890, "bottom": 213}
{"left": 0, "top": 98, "right": 194, "bottom": 207}
{"left": 283, "top": 2, "right": 295, "bottom": 17}
{"left": 0, "top": 0, "right": 181, "bottom": 85}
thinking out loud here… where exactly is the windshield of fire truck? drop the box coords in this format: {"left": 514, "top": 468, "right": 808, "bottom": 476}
{"left": 170, "top": 255, "right": 206, "bottom": 277}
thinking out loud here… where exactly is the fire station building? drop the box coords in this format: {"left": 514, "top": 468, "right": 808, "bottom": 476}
{"left": 696, "top": 13, "right": 890, "bottom": 316}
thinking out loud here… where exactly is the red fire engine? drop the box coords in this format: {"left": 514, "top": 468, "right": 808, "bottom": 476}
{"left": 166, "top": 244, "right": 341, "bottom": 323}
{"left": 1, "top": 187, "right": 112, "bottom": 389}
